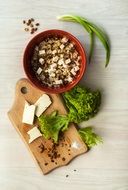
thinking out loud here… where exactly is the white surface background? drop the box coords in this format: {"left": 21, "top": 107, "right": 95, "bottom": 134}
{"left": 0, "top": 0, "right": 128, "bottom": 189}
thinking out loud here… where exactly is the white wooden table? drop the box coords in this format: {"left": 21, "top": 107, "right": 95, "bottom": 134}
{"left": 0, "top": 0, "right": 128, "bottom": 189}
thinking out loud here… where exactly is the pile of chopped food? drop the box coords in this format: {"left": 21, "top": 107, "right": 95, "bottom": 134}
{"left": 31, "top": 36, "right": 81, "bottom": 87}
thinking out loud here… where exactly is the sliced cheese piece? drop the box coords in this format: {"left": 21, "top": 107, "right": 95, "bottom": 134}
{"left": 34, "top": 94, "right": 52, "bottom": 117}
{"left": 37, "top": 67, "right": 42, "bottom": 75}
{"left": 27, "top": 126, "right": 42, "bottom": 143}
{"left": 22, "top": 101, "right": 36, "bottom": 125}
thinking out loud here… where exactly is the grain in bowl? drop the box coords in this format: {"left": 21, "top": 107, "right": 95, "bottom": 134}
{"left": 31, "top": 36, "right": 81, "bottom": 88}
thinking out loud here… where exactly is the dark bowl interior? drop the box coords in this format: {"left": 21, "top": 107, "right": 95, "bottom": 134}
{"left": 23, "top": 29, "right": 87, "bottom": 93}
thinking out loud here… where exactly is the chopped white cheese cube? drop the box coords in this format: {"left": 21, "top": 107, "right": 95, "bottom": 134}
{"left": 74, "top": 66, "right": 80, "bottom": 72}
{"left": 69, "top": 43, "right": 74, "bottom": 48}
{"left": 39, "top": 58, "right": 44, "bottom": 65}
{"left": 55, "top": 79, "right": 63, "bottom": 85}
{"left": 34, "top": 94, "right": 52, "bottom": 117}
{"left": 63, "top": 63, "right": 67, "bottom": 68}
{"left": 27, "top": 126, "right": 42, "bottom": 143}
{"left": 65, "top": 76, "right": 73, "bottom": 82}
{"left": 52, "top": 56, "right": 59, "bottom": 62}
{"left": 58, "top": 59, "right": 64, "bottom": 65}
{"left": 60, "top": 54, "right": 64, "bottom": 58}
{"left": 65, "top": 58, "right": 71, "bottom": 64}
{"left": 22, "top": 101, "right": 36, "bottom": 125}
{"left": 70, "top": 68, "right": 76, "bottom": 76}
{"left": 39, "top": 50, "right": 45, "bottom": 55}
{"left": 50, "top": 73, "right": 56, "bottom": 77}
{"left": 37, "top": 67, "right": 42, "bottom": 75}
{"left": 60, "top": 44, "right": 65, "bottom": 49}
{"left": 52, "top": 50, "right": 57, "bottom": 54}
{"left": 61, "top": 37, "right": 68, "bottom": 43}
{"left": 77, "top": 56, "right": 81, "bottom": 61}
{"left": 51, "top": 63, "right": 57, "bottom": 68}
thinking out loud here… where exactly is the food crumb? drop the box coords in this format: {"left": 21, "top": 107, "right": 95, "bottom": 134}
{"left": 62, "top": 157, "right": 66, "bottom": 161}
{"left": 24, "top": 28, "right": 29, "bottom": 32}
{"left": 36, "top": 23, "right": 40, "bottom": 26}
{"left": 38, "top": 143, "right": 45, "bottom": 153}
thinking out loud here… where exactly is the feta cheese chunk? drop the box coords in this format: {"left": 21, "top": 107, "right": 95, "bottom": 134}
{"left": 39, "top": 58, "right": 44, "bottom": 65}
{"left": 74, "top": 65, "right": 80, "bottom": 72}
{"left": 61, "top": 37, "right": 68, "bottom": 43}
{"left": 71, "top": 68, "right": 76, "bottom": 76}
{"left": 34, "top": 94, "right": 52, "bottom": 117}
{"left": 39, "top": 50, "right": 45, "bottom": 55}
{"left": 22, "top": 101, "right": 36, "bottom": 125}
{"left": 58, "top": 59, "right": 64, "bottom": 65}
{"left": 65, "top": 58, "right": 71, "bottom": 64}
{"left": 27, "top": 126, "right": 42, "bottom": 143}
{"left": 52, "top": 50, "right": 57, "bottom": 54}
{"left": 54, "top": 79, "right": 63, "bottom": 85}
{"left": 52, "top": 56, "right": 59, "bottom": 62}
{"left": 37, "top": 67, "right": 42, "bottom": 75}
{"left": 60, "top": 44, "right": 65, "bottom": 49}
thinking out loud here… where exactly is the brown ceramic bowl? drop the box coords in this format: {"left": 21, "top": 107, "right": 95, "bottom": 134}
{"left": 23, "top": 29, "right": 87, "bottom": 93}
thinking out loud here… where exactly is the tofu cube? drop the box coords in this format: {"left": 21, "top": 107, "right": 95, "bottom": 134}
{"left": 52, "top": 50, "right": 57, "bottom": 54}
{"left": 74, "top": 66, "right": 80, "bottom": 72}
{"left": 27, "top": 126, "right": 42, "bottom": 143}
{"left": 70, "top": 68, "right": 76, "bottom": 76}
{"left": 22, "top": 101, "right": 36, "bottom": 125}
{"left": 36, "top": 67, "right": 42, "bottom": 75}
{"left": 39, "top": 50, "right": 45, "bottom": 55}
{"left": 65, "top": 58, "right": 71, "bottom": 64}
{"left": 60, "top": 44, "right": 65, "bottom": 49}
{"left": 58, "top": 59, "right": 64, "bottom": 65}
{"left": 61, "top": 37, "right": 68, "bottom": 43}
{"left": 34, "top": 94, "right": 52, "bottom": 117}
{"left": 52, "top": 56, "right": 59, "bottom": 62}
{"left": 39, "top": 58, "right": 44, "bottom": 65}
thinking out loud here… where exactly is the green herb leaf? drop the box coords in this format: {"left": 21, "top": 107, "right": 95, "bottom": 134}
{"left": 79, "top": 127, "right": 103, "bottom": 148}
{"left": 57, "top": 14, "right": 110, "bottom": 67}
{"left": 63, "top": 85, "right": 101, "bottom": 124}
{"left": 38, "top": 111, "right": 69, "bottom": 143}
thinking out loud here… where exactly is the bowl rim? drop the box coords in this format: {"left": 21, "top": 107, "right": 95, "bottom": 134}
{"left": 23, "top": 29, "right": 87, "bottom": 93}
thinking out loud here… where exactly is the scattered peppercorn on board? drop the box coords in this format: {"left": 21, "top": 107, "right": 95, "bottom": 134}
{"left": 8, "top": 78, "right": 87, "bottom": 174}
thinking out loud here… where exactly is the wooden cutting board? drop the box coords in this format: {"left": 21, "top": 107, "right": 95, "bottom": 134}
{"left": 8, "top": 78, "right": 87, "bottom": 174}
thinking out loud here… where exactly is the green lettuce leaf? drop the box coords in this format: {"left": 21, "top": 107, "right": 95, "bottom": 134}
{"left": 38, "top": 111, "right": 69, "bottom": 143}
{"left": 79, "top": 127, "right": 103, "bottom": 148}
{"left": 63, "top": 86, "right": 101, "bottom": 123}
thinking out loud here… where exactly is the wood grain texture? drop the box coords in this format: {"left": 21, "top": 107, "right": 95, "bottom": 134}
{"left": 8, "top": 78, "right": 87, "bottom": 174}
{"left": 0, "top": 0, "right": 128, "bottom": 189}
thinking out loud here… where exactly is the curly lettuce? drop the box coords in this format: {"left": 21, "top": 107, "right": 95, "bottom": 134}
{"left": 38, "top": 111, "right": 69, "bottom": 143}
{"left": 79, "top": 127, "right": 103, "bottom": 148}
{"left": 63, "top": 85, "right": 101, "bottom": 123}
